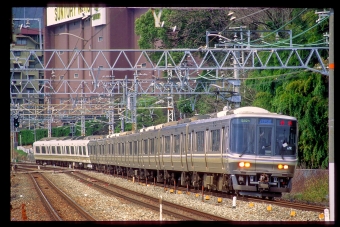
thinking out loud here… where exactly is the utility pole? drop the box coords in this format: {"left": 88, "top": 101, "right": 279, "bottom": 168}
{"left": 229, "top": 26, "right": 246, "bottom": 108}
{"left": 328, "top": 8, "right": 334, "bottom": 222}
{"left": 316, "top": 8, "right": 334, "bottom": 222}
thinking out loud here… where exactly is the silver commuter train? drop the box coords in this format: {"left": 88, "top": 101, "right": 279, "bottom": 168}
{"left": 33, "top": 106, "right": 298, "bottom": 199}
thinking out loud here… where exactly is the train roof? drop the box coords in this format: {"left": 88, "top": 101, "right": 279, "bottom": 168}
{"left": 33, "top": 138, "right": 91, "bottom": 146}
{"left": 33, "top": 106, "right": 296, "bottom": 142}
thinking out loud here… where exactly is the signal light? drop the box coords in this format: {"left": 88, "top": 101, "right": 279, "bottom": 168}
{"left": 14, "top": 117, "right": 19, "bottom": 128}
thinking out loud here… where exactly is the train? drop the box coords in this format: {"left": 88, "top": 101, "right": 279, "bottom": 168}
{"left": 33, "top": 106, "right": 298, "bottom": 199}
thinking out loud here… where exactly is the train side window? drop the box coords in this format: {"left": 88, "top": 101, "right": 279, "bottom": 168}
{"left": 196, "top": 131, "right": 205, "bottom": 153}
{"left": 79, "top": 146, "right": 83, "bottom": 155}
{"left": 182, "top": 133, "right": 186, "bottom": 155}
{"left": 36, "top": 146, "right": 40, "bottom": 153}
{"left": 57, "top": 146, "right": 61, "bottom": 154}
{"left": 150, "top": 138, "right": 155, "bottom": 155}
{"left": 165, "top": 135, "right": 171, "bottom": 154}
{"left": 52, "top": 146, "right": 56, "bottom": 154}
{"left": 159, "top": 136, "right": 163, "bottom": 154}
{"left": 71, "top": 146, "right": 75, "bottom": 155}
{"left": 129, "top": 141, "right": 133, "bottom": 155}
{"left": 188, "top": 132, "right": 192, "bottom": 153}
{"left": 211, "top": 129, "right": 220, "bottom": 152}
{"left": 174, "top": 134, "right": 180, "bottom": 154}
{"left": 133, "top": 141, "right": 137, "bottom": 155}
{"left": 122, "top": 143, "right": 125, "bottom": 155}
{"left": 144, "top": 139, "right": 148, "bottom": 155}
{"left": 66, "top": 146, "right": 70, "bottom": 154}
{"left": 41, "top": 146, "right": 46, "bottom": 154}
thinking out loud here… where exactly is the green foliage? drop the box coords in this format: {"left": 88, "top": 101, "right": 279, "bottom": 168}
{"left": 285, "top": 170, "right": 329, "bottom": 204}
{"left": 270, "top": 72, "right": 328, "bottom": 168}
{"left": 246, "top": 68, "right": 329, "bottom": 169}
{"left": 135, "top": 9, "right": 238, "bottom": 66}
{"left": 15, "top": 148, "right": 27, "bottom": 157}
{"left": 177, "top": 97, "right": 194, "bottom": 115}
{"left": 241, "top": 8, "right": 329, "bottom": 169}
{"left": 18, "top": 129, "right": 47, "bottom": 145}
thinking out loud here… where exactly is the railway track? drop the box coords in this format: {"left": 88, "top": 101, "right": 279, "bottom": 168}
{"left": 29, "top": 172, "right": 97, "bottom": 221}
{"left": 112, "top": 170, "right": 328, "bottom": 214}
{"left": 14, "top": 163, "right": 328, "bottom": 216}
{"left": 68, "top": 171, "right": 230, "bottom": 221}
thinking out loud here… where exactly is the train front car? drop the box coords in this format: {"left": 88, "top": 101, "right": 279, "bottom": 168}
{"left": 225, "top": 107, "right": 298, "bottom": 199}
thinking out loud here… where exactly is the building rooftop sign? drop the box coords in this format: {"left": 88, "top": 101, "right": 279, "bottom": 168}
{"left": 46, "top": 7, "right": 106, "bottom": 27}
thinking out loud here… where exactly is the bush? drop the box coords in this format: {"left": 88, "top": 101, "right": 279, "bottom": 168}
{"left": 283, "top": 169, "right": 329, "bottom": 205}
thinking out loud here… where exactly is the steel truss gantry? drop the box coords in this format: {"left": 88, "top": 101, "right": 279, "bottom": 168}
{"left": 10, "top": 47, "right": 329, "bottom": 134}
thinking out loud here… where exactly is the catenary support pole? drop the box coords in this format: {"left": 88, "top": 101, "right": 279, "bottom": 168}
{"left": 328, "top": 8, "right": 334, "bottom": 222}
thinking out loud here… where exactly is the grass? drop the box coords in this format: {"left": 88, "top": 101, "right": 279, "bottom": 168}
{"left": 12, "top": 149, "right": 28, "bottom": 162}
{"left": 282, "top": 169, "right": 329, "bottom": 205}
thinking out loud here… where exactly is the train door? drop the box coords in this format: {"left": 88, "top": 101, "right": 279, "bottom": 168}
{"left": 163, "top": 131, "right": 172, "bottom": 170}
{"left": 183, "top": 125, "right": 190, "bottom": 172}
{"left": 127, "top": 140, "right": 132, "bottom": 168}
{"left": 188, "top": 129, "right": 194, "bottom": 171}
{"left": 141, "top": 138, "right": 147, "bottom": 169}
{"left": 180, "top": 132, "right": 187, "bottom": 171}
{"left": 172, "top": 133, "right": 181, "bottom": 169}
{"left": 122, "top": 141, "right": 126, "bottom": 166}
{"left": 157, "top": 130, "right": 162, "bottom": 168}
{"left": 117, "top": 141, "right": 121, "bottom": 166}
{"left": 149, "top": 137, "right": 156, "bottom": 169}
{"left": 105, "top": 140, "right": 110, "bottom": 168}
{"left": 160, "top": 134, "right": 164, "bottom": 168}
{"left": 133, "top": 138, "right": 144, "bottom": 168}
{"left": 192, "top": 127, "right": 206, "bottom": 172}
{"left": 205, "top": 122, "right": 224, "bottom": 173}
{"left": 152, "top": 136, "right": 158, "bottom": 169}
{"left": 107, "top": 138, "right": 114, "bottom": 165}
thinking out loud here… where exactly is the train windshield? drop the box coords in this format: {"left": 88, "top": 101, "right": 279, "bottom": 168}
{"left": 230, "top": 117, "right": 297, "bottom": 157}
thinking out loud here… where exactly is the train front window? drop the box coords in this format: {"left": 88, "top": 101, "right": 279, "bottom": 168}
{"left": 275, "top": 119, "right": 297, "bottom": 156}
{"left": 230, "top": 118, "right": 256, "bottom": 155}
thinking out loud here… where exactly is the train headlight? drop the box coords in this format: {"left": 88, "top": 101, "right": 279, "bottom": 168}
{"left": 278, "top": 164, "right": 288, "bottom": 170}
{"left": 239, "top": 162, "right": 251, "bottom": 168}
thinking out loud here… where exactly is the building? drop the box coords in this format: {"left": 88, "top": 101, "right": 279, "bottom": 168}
{"left": 10, "top": 25, "right": 44, "bottom": 107}
{"left": 44, "top": 7, "right": 148, "bottom": 107}
{"left": 11, "top": 7, "right": 150, "bottom": 129}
